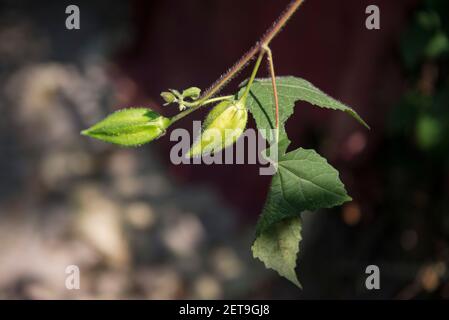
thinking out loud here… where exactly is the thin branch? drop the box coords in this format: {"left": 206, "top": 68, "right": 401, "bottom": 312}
{"left": 241, "top": 51, "right": 265, "bottom": 103}
{"left": 170, "top": 0, "right": 304, "bottom": 125}
{"left": 200, "top": 0, "right": 304, "bottom": 102}
{"left": 263, "top": 45, "right": 280, "bottom": 135}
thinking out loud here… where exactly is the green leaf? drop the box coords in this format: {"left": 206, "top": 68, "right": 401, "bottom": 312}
{"left": 238, "top": 76, "right": 369, "bottom": 150}
{"left": 238, "top": 76, "right": 359, "bottom": 287}
{"left": 252, "top": 216, "right": 302, "bottom": 287}
{"left": 81, "top": 108, "right": 171, "bottom": 147}
{"left": 252, "top": 147, "right": 351, "bottom": 287}
{"left": 256, "top": 147, "right": 351, "bottom": 234}
{"left": 161, "top": 91, "right": 177, "bottom": 105}
{"left": 182, "top": 87, "right": 202, "bottom": 100}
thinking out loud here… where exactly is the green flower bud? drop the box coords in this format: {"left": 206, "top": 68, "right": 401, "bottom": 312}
{"left": 81, "top": 108, "right": 171, "bottom": 147}
{"left": 182, "top": 87, "right": 201, "bottom": 100}
{"left": 187, "top": 99, "right": 248, "bottom": 157}
{"left": 160, "top": 91, "right": 177, "bottom": 105}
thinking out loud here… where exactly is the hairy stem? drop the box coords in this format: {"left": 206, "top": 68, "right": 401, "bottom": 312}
{"left": 263, "top": 45, "right": 280, "bottom": 141}
{"left": 170, "top": 0, "right": 304, "bottom": 124}
{"left": 183, "top": 95, "right": 233, "bottom": 108}
{"left": 170, "top": 95, "right": 233, "bottom": 124}
{"left": 240, "top": 51, "right": 265, "bottom": 103}
{"left": 201, "top": 0, "right": 304, "bottom": 102}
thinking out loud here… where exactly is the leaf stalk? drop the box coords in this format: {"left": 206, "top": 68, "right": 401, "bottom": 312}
{"left": 263, "top": 45, "right": 280, "bottom": 142}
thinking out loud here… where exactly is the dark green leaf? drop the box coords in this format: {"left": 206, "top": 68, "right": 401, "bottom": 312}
{"left": 256, "top": 147, "right": 351, "bottom": 234}
{"left": 238, "top": 76, "right": 369, "bottom": 151}
{"left": 252, "top": 216, "right": 302, "bottom": 287}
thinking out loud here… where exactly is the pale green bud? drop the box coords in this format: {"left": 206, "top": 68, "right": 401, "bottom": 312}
{"left": 187, "top": 100, "right": 248, "bottom": 157}
{"left": 81, "top": 108, "right": 171, "bottom": 147}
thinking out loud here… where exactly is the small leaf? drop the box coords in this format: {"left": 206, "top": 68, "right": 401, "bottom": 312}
{"left": 161, "top": 91, "right": 177, "bottom": 105}
{"left": 182, "top": 87, "right": 201, "bottom": 100}
{"left": 252, "top": 216, "right": 302, "bottom": 287}
{"left": 256, "top": 147, "right": 351, "bottom": 234}
{"left": 81, "top": 108, "right": 171, "bottom": 147}
{"left": 169, "top": 89, "right": 181, "bottom": 97}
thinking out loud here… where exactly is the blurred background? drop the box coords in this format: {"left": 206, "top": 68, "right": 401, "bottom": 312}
{"left": 0, "top": 0, "right": 448, "bottom": 299}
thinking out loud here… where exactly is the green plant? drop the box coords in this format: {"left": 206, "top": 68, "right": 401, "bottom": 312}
{"left": 82, "top": 0, "right": 369, "bottom": 287}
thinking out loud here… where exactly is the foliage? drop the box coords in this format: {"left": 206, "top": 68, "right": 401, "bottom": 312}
{"left": 81, "top": 0, "right": 369, "bottom": 287}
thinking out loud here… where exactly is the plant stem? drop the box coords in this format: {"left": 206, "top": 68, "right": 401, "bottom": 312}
{"left": 170, "top": 0, "right": 304, "bottom": 124}
{"left": 240, "top": 51, "right": 265, "bottom": 103}
{"left": 170, "top": 95, "right": 234, "bottom": 124}
{"left": 263, "top": 45, "right": 280, "bottom": 142}
{"left": 200, "top": 0, "right": 304, "bottom": 102}
{"left": 170, "top": 107, "right": 194, "bottom": 124}
{"left": 184, "top": 95, "right": 233, "bottom": 108}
